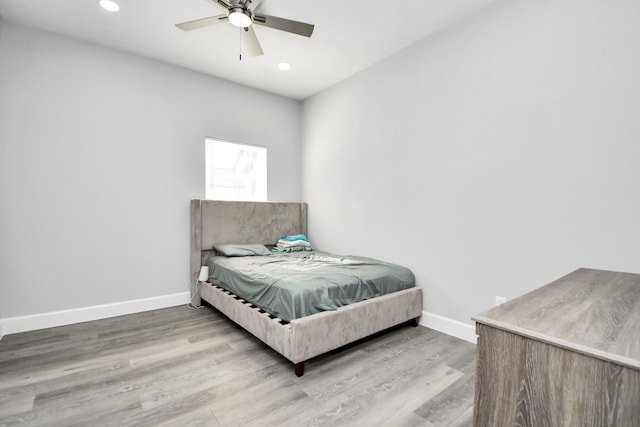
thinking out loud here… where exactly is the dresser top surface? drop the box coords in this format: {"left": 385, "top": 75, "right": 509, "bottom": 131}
{"left": 473, "top": 268, "right": 640, "bottom": 369}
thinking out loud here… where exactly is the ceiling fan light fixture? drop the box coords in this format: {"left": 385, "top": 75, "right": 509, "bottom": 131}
{"left": 278, "top": 62, "right": 291, "bottom": 71}
{"left": 228, "top": 9, "right": 252, "bottom": 28}
{"left": 98, "top": 0, "right": 120, "bottom": 12}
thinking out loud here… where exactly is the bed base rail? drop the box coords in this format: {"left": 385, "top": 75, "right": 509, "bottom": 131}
{"left": 199, "top": 282, "right": 422, "bottom": 376}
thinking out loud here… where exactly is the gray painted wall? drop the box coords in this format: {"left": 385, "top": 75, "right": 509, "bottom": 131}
{"left": 302, "top": 0, "right": 640, "bottom": 326}
{"left": 0, "top": 21, "right": 302, "bottom": 318}
{"left": 0, "top": 15, "right": 3, "bottom": 333}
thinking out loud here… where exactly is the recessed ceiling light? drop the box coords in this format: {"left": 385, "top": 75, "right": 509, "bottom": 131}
{"left": 278, "top": 62, "right": 291, "bottom": 71}
{"left": 99, "top": 0, "right": 120, "bottom": 12}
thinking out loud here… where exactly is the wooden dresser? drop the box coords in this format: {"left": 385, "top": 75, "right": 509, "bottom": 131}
{"left": 472, "top": 268, "right": 640, "bottom": 426}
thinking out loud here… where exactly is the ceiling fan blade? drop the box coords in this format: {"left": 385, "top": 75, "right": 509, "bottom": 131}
{"left": 253, "top": 14, "right": 314, "bottom": 37}
{"left": 176, "top": 14, "right": 228, "bottom": 31}
{"left": 245, "top": 0, "right": 262, "bottom": 12}
{"left": 241, "top": 26, "right": 264, "bottom": 57}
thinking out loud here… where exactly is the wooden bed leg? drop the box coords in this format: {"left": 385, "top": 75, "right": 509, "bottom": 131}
{"left": 294, "top": 362, "right": 305, "bottom": 377}
{"left": 411, "top": 317, "right": 420, "bottom": 327}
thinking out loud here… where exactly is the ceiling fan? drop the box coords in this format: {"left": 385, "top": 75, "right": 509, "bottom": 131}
{"left": 176, "top": 0, "right": 315, "bottom": 59}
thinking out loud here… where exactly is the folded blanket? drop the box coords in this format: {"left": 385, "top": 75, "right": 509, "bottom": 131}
{"left": 279, "top": 234, "right": 308, "bottom": 242}
{"left": 272, "top": 245, "right": 313, "bottom": 252}
{"left": 277, "top": 239, "right": 311, "bottom": 247}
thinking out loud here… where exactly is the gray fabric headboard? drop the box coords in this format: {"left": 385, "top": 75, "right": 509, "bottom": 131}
{"left": 190, "top": 200, "right": 308, "bottom": 298}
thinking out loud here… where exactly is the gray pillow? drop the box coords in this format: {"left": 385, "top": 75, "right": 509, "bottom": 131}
{"left": 213, "top": 243, "right": 272, "bottom": 257}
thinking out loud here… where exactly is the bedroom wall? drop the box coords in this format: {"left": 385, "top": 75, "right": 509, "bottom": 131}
{"left": 302, "top": 0, "right": 640, "bottom": 336}
{"left": 0, "top": 15, "right": 4, "bottom": 339}
{"left": 0, "top": 21, "right": 302, "bottom": 325}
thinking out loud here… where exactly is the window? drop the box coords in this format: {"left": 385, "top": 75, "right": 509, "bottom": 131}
{"left": 205, "top": 138, "right": 267, "bottom": 201}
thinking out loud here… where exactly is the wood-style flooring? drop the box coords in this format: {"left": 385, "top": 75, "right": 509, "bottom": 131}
{"left": 0, "top": 304, "right": 476, "bottom": 427}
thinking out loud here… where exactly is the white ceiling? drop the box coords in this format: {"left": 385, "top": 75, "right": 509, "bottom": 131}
{"left": 0, "top": 0, "right": 496, "bottom": 100}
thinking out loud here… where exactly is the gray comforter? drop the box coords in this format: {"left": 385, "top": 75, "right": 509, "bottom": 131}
{"left": 207, "top": 251, "right": 415, "bottom": 322}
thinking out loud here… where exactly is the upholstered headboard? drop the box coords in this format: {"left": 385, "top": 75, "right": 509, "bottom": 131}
{"left": 190, "top": 200, "right": 308, "bottom": 300}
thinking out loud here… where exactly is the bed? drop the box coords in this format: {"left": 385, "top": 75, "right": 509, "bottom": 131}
{"left": 190, "top": 200, "right": 423, "bottom": 376}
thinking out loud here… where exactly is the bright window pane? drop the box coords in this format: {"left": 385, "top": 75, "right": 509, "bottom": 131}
{"left": 205, "top": 138, "right": 267, "bottom": 201}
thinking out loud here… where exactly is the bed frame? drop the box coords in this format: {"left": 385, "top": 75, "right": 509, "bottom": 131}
{"left": 190, "top": 200, "right": 423, "bottom": 376}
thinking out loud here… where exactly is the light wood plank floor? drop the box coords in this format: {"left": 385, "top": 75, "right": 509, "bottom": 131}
{"left": 0, "top": 305, "right": 476, "bottom": 427}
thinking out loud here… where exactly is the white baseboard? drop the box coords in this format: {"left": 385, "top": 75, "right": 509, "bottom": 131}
{"left": 1, "top": 297, "right": 477, "bottom": 344}
{"left": 1, "top": 292, "right": 191, "bottom": 336}
{"left": 420, "top": 310, "right": 477, "bottom": 344}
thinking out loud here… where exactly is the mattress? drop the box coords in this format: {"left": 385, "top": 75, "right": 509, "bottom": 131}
{"left": 206, "top": 251, "right": 415, "bottom": 322}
